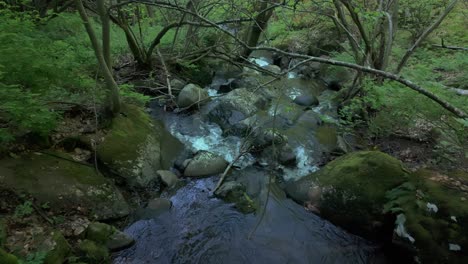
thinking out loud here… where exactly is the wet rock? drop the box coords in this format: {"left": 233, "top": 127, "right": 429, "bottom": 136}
{"left": 286, "top": 151, "right": 409, "bottom": 238}
{"left": 263, "top": 65, "right": 281, "bottom": 74}
{"left": 184, "top": 151, "right": 228, "bottom": 177}
{"left": 177, "top": 83, "right": 210, "bottom": 108}
{"left": 97, "top": 104, "right": 182, "bottom": 189}
{"left": 214, "top": 181, "right": 256, "bottom": 214}
{"left": 78, "top": 239, "right": 109, "bottom": 264}
{"left": 206, "top": 88, "right": 269, "bottom": 131}
{"left": 157, "top": 170, "right": 179, "bottom": 188}
{"left": 86, "top": 222, "right": 134, "bottom": 252}
{"left": 40, "top": 231, "right": 71, "bottom": 264}
{"left": 293, "top": 95, "right": 319, "bottom": 107}
{"left": 0, "top": 152, "right": 129, "bottom": 220}
{"left": 0, "top": 249, "right": 18, "bottom": 264}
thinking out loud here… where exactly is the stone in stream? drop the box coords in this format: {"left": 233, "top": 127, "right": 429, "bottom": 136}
{"left": 214, "top": 181, "right": 256, "bottom": 214}
{"left": 157, "top": 170, "right": 179, "bottom": 188}
{"left": 293, "top": 94, "right": 319, "bottom": 107}
{"left": 177, "top": 83, "right": 210, "bottom": 108}
{"left": 97, "top": 104, "right": 183, "bottom": 189}
{"left": 184, "top": 151, "right": 228, "bottom": 177}
{"left": 0, "top": 152, "right": 130, "bottom": 220}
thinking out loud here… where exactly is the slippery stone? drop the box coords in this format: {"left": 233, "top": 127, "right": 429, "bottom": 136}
{"left": 78, "top": 239, "right": 109, "bottom": 264}
{"left": 184, "top": 151, "right": 228, "bottom": 177}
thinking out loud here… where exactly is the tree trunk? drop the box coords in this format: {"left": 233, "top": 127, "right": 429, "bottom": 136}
{"left": 75, "top": 0, "right": 120, "bottom": 115}
{"left": 396, "top": 0, "right": 458, "bottom": 73}
{"left": 97, "top": 0, "right": 112, "bottom": 69}
{"left": 239, "top": 1, "right": 276, "bottom": 59}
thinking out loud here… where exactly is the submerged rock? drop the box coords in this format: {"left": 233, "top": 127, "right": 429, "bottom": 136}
{"left": 177, "top": 83, "right": 210, "bottom": 108}
{"left": 0, "top": 152, "right": 129, "bottom": 220}
{"left": 97, "top": 104, "right": 182, "bottom": 189}
{"left": 184, "top": 151, "right": 228, "bottom": 177}
{"left": 286, "top": 151, "right": 409, "bottom": 238}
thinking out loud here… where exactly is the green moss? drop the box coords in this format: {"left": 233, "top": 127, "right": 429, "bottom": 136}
{"left": 78, "top": 240, "right": 109, "bottom": 264}
{"left": 0, "top": 248, "right": 19, "bottom": 264}
{"left": 97, "top": 104, "right": 182, "bottom": 188}
{"left": 43, "top": 231, "right": 71, "bottom": 264}
{"left": 0, "top": 152, "right": 129, "bottom": 220}
{"left": 387, "top": 169, "right": 468, "bottom": 263}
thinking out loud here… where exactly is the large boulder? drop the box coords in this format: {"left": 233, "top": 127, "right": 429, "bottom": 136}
{"left": 177, "top": 84, "right": 210, "bottom": 108}
{"left": 184, "top": 151, "right": 228, "bottom": 177}
{"left": 97, "top": 104, "right": 182, "bottom": 189}
{"left": 0, "top": 152, "right": 129, "bottom": 220}
{"left": 384, "top": 170, "right": 468, "bottom": 263}
{"left": 285, "top": 151, "right": 409, "bottom": 238}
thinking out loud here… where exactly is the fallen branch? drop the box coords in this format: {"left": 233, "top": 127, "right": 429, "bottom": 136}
{"left": 432, "top": 44, "right": 468, "bottom": 51}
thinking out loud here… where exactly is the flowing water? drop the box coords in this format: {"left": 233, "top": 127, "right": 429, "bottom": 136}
{"left": 113, "top": 57, "right": 387, "bottom": 264}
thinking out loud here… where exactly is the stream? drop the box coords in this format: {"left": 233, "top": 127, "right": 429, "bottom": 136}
{"left": 113, "top": 56, "right": 388, "bottom": 264}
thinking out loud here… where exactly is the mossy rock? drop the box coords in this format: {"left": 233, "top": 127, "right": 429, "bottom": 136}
{"left": 286, "top": 151, "right": 409, "bottom": 238}
{"left": 214, "top": 181, "right": 256, "bottom": 214}
{"left": 97, "top": 104, "right": 182, "bottom": 188}
{"left": 41, "top": 231, "right": 71, "bottom": 264}
{"left": 385, "top": 170, "right": 468, "bottom": 263}
{"left": 0, "top": 248, "right": 19, "bottom": 264}
{"left": 0, "top": 152, "right": 129, "bottom": 220}
{"left": 78, "top": 240, "right": 109, "bottom": 264}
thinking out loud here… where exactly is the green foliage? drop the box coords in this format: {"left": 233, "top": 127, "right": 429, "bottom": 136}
{"left": 14, "top": 201, "right": 34, "bottom": 219}
{"left": 20, "top": 251, "right": 47, "bottom": 264}
{"left": 120, "top": 84, "right": 151, "bottom": 106}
